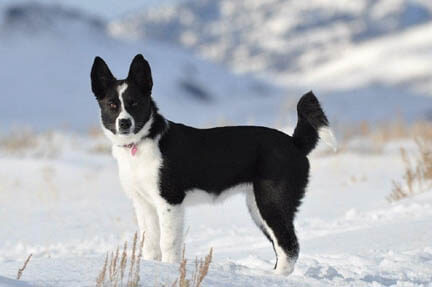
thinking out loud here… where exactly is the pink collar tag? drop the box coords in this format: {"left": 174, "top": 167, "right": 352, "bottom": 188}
{"left": 131, "top": 144, "right": 138, "bottom": 156}
{"left": 123, "top": 143, "right": 138, "bottom": 156}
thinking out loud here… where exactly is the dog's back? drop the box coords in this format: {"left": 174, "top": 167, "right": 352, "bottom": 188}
{"left": 158, "top": 91, "right": 333, "bottom": 201}
{"left": 159, "top": 123, "right": 302, "bottom": 197}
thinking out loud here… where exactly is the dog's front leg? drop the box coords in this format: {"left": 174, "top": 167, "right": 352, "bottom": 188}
{"left": 156, "top": 201, "right": 184, "bottom": 263}
{"left": 132, "top": 196, "right": 162, "bottom": 261}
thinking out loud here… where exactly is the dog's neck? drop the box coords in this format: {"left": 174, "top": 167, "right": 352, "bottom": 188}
{"left": 119, "top": 111, "right": 168, "bottom": 156}
{"left": 144, "top": 105, "right": 169, "bottom": 140}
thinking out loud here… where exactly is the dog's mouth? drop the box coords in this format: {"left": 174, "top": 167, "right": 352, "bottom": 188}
{"left": 118, "top": 124, "right": 133, "bottom": 135}
{"left": 118, "top": 129, "right": 132, "bottom": 135}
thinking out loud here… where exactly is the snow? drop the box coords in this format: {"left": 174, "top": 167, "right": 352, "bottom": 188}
{"left": 289, "top": 22, "right": 432, "bottom": 95}
{"left": 110, "top": 0, "right": 432, "bottom": 123}
{"left": 110, "top": 0, "right": 432, "bottom": 80}
{"left": 0, "top": 277, "right": 30, "bottom": 287}
{"left": 0, "top": 0, "right": 164, "bottom": 19}
{"left": 0, "top": 132, "right": 431, "bottom": 286}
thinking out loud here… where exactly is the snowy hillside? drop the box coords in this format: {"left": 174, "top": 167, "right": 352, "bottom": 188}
{"left": 0, "top": 130, "right": 431, "bottom": 286}
{"left": 0, "top": 2, "right": 281, "bottom": 131}
{"left": 110, "top": 0, "right": 432, "bottom": 77}
{"left": 0, "top": 2, "right": 104, "bottom": 36}
{"left": 1, "top": 2, "right": 432, "bottom": 131}
{"left": 109, "top": 0, "right": 432, "bottom": 123}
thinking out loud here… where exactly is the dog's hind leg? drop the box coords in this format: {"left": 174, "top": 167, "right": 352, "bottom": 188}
{"left": 247, "top": 180, "right": 302, "bottom": 275}
{"left": 246, "top": 190, "right": 276, "bottom": 252}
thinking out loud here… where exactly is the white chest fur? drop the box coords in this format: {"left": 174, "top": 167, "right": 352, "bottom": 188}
{"left": 112, "top": 138, "right": 162, "bottom": 202}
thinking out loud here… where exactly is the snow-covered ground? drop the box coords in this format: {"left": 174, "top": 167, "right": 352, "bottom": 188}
{"left": 0, "top": 131, "right": 431, "bottom": 286}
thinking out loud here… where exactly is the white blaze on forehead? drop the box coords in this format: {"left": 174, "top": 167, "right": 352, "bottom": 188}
{"left": 116, "top": 83, "right": 135, "bottom": 133}
{"left": 118, "top": 83, "right": 128, "bottom": 98}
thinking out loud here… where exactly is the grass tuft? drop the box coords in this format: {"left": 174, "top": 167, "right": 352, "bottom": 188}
{"left": 388, "top": 136, "right": 432, "bottom": 202}
{"left": 96, "top": 236, "right": 212, "bottom": 287}
{"left": 171, "top": 247, "right": 213, "bottom": 287}
{"left": 16, "top": 254, "right": 32, "bottom": 280}
{"left": 326, "top": 120, "right": 432, "bottom": 155}
{"left": 96, "top": 232, "right": 144, "bottom": 287}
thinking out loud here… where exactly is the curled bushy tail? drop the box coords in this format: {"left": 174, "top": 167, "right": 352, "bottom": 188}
{"left": 293, "top": 91, "right": 337, "bottom": 155}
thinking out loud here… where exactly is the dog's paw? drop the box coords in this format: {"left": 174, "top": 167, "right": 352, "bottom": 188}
{"left": 142, "top": 248, "right": 162, "bottom": 261}
{"left": 274, "top": 258, "right": 296, "bottom": 276}
{"left": 161, "top": 251, "right": 181, "bottom": 264}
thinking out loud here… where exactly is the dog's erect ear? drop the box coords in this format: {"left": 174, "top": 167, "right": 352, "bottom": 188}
{"left": 127, "top": 54, "right": 153, "bottom": 94}
{"left": 91, "top": 56, "right": 116, "bottom": 99}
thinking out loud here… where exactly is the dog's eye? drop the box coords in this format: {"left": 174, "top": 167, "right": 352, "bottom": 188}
{"left": 109, "top": 103, "right": 117, "bottom": 109}
{"left": 131, "top": 102, "right": 138, "bottom": 107}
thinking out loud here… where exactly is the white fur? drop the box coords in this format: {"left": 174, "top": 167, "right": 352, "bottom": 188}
{"left": 319, "top": 126, "right": 338, "bottom": 152}
{"left": 116, "top": 83, "right": 135, "bottom": 134}
{"left": 112, "top": 133, "right": 183, "bottom": 263}
{"left": 246, "top": 190, "right": 296, "bottom": 275}
{"left": 183, "top": 184, "right": 250, "bottom": 206}
{"left": 101, "top": 83, "right": 182, "bottom": 263}
{"left": 132, "top": 195, "right": 161, "bottom": 260}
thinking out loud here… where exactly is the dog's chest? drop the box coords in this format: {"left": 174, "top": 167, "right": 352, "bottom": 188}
{"left": 112, "top": 140, "right": 162, "bottom": 200}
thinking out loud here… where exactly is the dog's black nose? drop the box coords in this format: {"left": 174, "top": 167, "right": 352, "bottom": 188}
{"left": 119, "top": 118, "right": 132, "bottom": 130}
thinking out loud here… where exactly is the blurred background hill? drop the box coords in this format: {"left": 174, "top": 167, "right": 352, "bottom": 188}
{"left": 0, "top": 0, "right": 431, "bottom": 132}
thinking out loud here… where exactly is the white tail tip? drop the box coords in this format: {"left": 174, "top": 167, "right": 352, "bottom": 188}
{"left": 318, "top": 127, "right": 338, "bottom": 152}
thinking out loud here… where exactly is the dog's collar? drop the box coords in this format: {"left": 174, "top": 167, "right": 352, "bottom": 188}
{"left": 116, "top": 114, "right": 168, "bottom": 156}
{"left": 122, "top": 142, "right": 138, "bottom": 156}
{"left": 118, "top": 134, "right": 149, "bottom": 156}
{"left": 117, "top": 118, "right": 153, "bottom": 156}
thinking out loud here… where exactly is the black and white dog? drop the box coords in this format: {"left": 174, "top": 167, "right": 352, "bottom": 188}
{"left": 90, "top": 54, "right": 336, "bottom": 275}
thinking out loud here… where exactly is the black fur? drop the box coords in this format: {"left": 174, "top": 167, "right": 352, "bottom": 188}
{"left": 293, "top": 91, "right": 329, "bottom": 155}
{"left": 91, "top": 54, "right": 331, "bottom": 272}
{"left": 91, "top": 56, "right": 115, "bottom": 98}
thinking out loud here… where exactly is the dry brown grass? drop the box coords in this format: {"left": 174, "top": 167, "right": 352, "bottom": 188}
{"left": 16, "top": 254, "right": 32, "bottom": 280}
{"left": 0, "top": 129, "right": 37, "bottom": 153}
{"left": 330, "top": 120, "right": 432, "bottom": 202}
{"left": 0, "top": 129, "right": 60, "bottom": 158}
{"left": 388, "top": 137, "right": 432, "bottom": 202}
{"left": 96, "top": 236, "right": 213, "bottom": 287}
{"left": 371, "top": 121, "right": 432, "bottom": 144}
{"left": 331, "top": 120, "right": 432, "bottom": 155}
{"left": 88, "top": 143, "right": 112, "bottom": 154}
{"left": 96, "top": 232, "right": 144, "bottom": 287}
{"left": 88, "top": 126, "right": 105, "bottom": 138}
{"left": 344, "top": 120, "right": 432, "bottom": 143}
{"left": 86, "top": 126, "right": 112, "bottom": 154}
{"left": 170, "top": 247, "right": 213, "bottom": 287}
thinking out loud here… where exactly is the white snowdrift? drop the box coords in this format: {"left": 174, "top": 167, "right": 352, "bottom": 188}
{"left": 0, "top": 132, "right": 431, "bottom": 286}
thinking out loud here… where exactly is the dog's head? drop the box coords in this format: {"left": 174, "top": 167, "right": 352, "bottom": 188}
{"left": 91, "top": 54, "right": 154, "bottom": 145}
